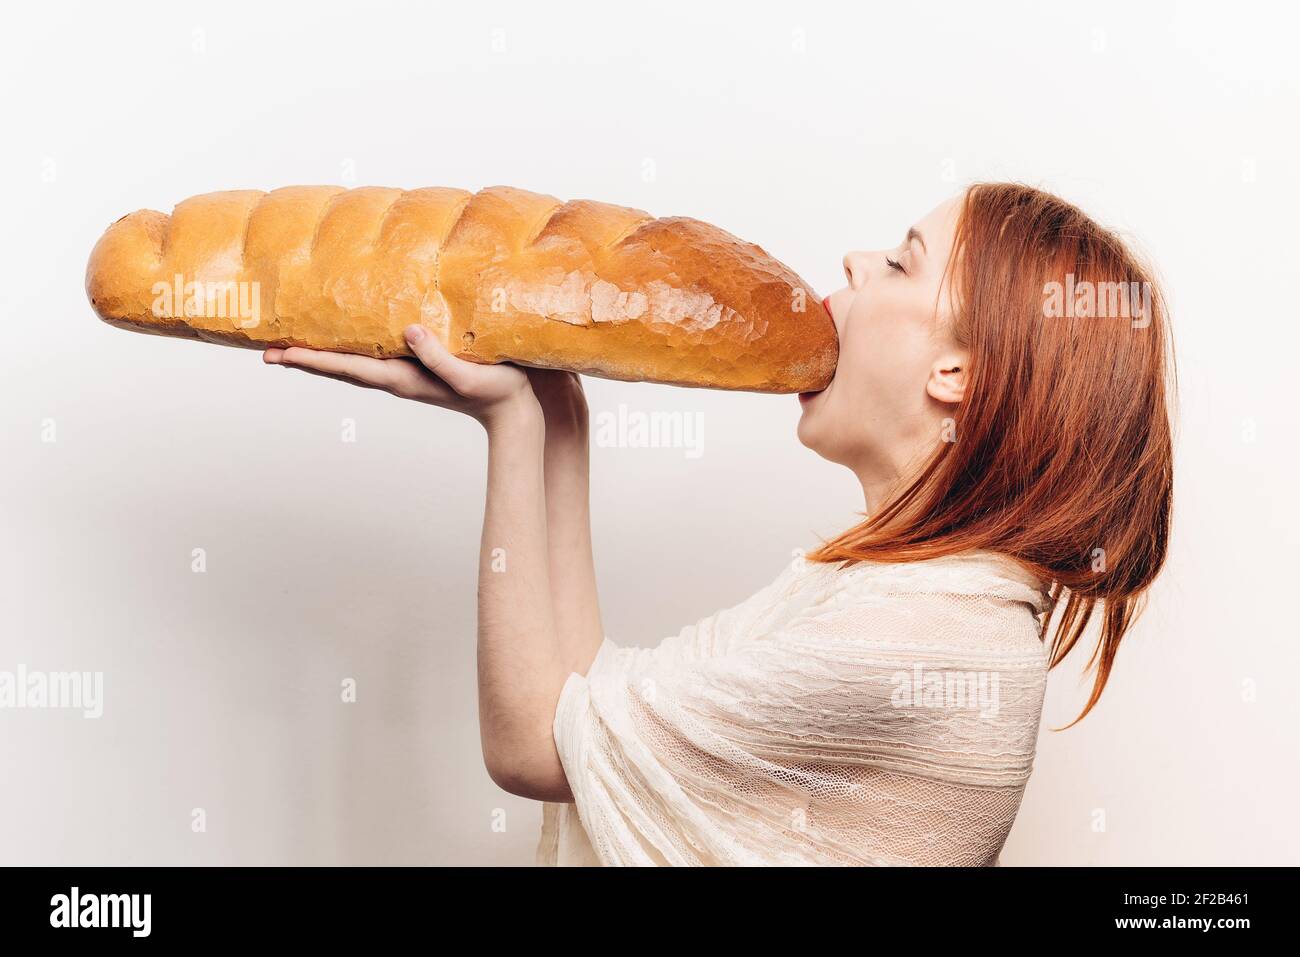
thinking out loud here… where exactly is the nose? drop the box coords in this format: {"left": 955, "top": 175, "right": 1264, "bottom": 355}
{"left": 842, "top": 251, "right": 870, "bottom": 290}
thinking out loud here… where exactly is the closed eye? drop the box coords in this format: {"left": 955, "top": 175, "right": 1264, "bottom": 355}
{"left": 885, "top": 256, "right": 905, "bottom": 274}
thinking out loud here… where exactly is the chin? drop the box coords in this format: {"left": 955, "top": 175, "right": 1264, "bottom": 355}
{"left": 796, "top": 398, "right": 817, "bottom": 446}
{"left": 797, "top": 409, "right": 860, "bottom": 468}
{"left": 796, "top": 416, "right": 815, "bottom": 452}
{"left": 796, "top": 408, "right": 833, "bottom": 461}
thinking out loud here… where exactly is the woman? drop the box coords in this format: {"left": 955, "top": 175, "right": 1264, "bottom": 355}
{"left": 264, "top": 183, "right": 1174, "bottom": 866}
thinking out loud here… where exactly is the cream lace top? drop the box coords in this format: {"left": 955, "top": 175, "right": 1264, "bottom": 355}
{"left": 536, "top": 549, "right": 1052, "bottom": 866}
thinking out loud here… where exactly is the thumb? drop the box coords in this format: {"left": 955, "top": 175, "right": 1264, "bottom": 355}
{"left": 403, "top": 325, "right": 484, "bottom": 395}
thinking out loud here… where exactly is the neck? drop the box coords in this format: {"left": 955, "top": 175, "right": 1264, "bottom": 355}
{"left": 852, "top": 435, "right": 936, "bottom": 517}
{"left": 855, "top": 463, "right": 905, "bottom": 516}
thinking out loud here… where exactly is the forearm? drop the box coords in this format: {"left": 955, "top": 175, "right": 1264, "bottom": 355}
{"left": 535, "top": 386, "right": 604, "bottom": 677}
{"left": 477, "top": 397, "right": 572, "bottom": 801}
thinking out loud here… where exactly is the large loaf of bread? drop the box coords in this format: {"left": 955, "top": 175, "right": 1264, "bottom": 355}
{"left": 86, "top": 185, "right": 837, "bottom": 393}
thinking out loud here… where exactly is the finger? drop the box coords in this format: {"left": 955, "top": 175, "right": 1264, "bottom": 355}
{"left": 276, "top": 347, "right": 461, "bottom": 405}
{"left": 277, "top": 347, "right": 403, "bottom": 391}
{"left": 402, "top": 325, "right": 490, "bottom": 396}
{"left": 290, "top": 362, "right": 461, "bottom": 404}
{"left": 384, "top": 358, "right": 460, "bottom": 404}
{"left": 287, "top": 365, "right": 391, "bottom": 392}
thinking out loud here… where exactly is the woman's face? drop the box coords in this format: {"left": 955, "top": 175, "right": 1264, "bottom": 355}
{"left": 797, "top": 195, "right": 969, "bottom": 481}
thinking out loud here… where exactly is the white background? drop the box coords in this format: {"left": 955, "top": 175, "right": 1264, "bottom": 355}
{"left": 1, "top": 0, "right": 1296, "bottom": 865}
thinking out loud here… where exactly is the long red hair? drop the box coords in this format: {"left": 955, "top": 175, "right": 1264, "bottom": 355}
{"left": 809, "top": 182, "right": 1175, "bottom": 727}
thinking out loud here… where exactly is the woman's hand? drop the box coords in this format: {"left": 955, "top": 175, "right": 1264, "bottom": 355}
{"left": 524, "top": 368, "right": 588, "bottom": 433}
{"left": 263, "top": 325, "right": 536, "bottom": 428}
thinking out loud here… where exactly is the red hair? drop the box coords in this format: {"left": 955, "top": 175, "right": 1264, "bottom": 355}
{"left": 809, "top": 182, "right": 1175, "bottom": 727}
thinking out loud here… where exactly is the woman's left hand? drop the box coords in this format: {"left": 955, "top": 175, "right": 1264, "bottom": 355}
{"left": 264, "top": 324, "right": 536, "bottom": 428}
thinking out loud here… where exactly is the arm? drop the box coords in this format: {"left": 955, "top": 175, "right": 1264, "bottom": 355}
{"left": 474, "top": 399, "right": 573, "bottom": 799}
{"left": 266, "top": 327, "right": 591, "bottom": 801}
{"left": 476, "top": 374, "right": 602, "bottom": 799}
{"left": 526, "top": 370, "right": 605, "bottom": 678}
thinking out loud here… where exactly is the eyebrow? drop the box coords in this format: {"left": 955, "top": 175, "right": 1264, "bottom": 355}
{"left": 907, "top": 227, "right": 927, "bottom": 254}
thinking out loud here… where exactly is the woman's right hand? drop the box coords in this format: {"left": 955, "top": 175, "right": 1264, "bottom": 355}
{"left": 264, "top": 324, "right": 538, "bottom": 429}
{"left": 524, "top": 367, "right": 589, "bottom": 433}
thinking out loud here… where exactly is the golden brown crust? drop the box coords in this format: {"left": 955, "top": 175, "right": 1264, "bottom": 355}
{"left": 86, "top": 185, "right": 837, "bottom": 392}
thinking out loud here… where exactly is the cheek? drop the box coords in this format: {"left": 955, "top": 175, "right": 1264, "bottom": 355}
{"left": 827, "top": 329, "right": 894, "bottom": 415}
{"left": 800, "top": 296, "right": 935, "bottom": 455}
{"left": 844, "top": 311, "right": 933, "bottom": 407}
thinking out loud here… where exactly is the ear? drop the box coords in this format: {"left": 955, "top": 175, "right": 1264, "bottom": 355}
{"left": 926, "top": 351, "right": 968, "bottom": 404}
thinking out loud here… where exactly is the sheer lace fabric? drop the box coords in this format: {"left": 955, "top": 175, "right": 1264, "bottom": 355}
{"left": 536, "top": 550, "right": 1052, "bottom": 867}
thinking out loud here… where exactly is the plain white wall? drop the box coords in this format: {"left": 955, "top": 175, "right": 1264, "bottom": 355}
{"left": 2, "top": 0, "right": 1296, "bottom": 865}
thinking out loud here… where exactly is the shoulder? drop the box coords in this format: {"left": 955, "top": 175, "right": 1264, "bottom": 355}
{"left": 778, "top": 549, "right": 1052, "bottom": 663}
{"left": 802, "top": 549, "right": 1051, "bottom": 617}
